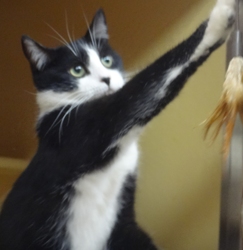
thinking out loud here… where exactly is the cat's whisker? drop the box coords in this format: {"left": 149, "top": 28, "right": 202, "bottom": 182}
{"left": 44, "top": 92, "right": 84, "bottom": 136}
{"left": 82, "top": 11, "right": 97, "bottom": 50}
{"left": 91, "top": 24, "right": 98, "bottom": 51}
{"left": 47, "top": 33, "right": 77, "bottom": 57}
{"left": 75, "top": 103, "right": 80, "bottom": 118}
{"left": 65, "top": 11, "right": 79, "bottom": 56}
{"left": 24, "top": 90, "right": 38, "bottom": 96}
{"left": 97, "top": 38, "right": 102, "bottom": 50}
{"left": 44, "top": 104, "right": 68, "bottom": 137}
{"left": 50, "top": 87, "right": 108, "bottom": 139}
{"left": 58, "top": 100, "right": 81, "bottom": 142}
{"left": 45, "top": 23, "right": 78, "bottom": 56}
{"left": 71, "top": 26, "right": 78, "bottom": 50}
{"left": 71, "top": 26, "right": 80, "bottom": 56}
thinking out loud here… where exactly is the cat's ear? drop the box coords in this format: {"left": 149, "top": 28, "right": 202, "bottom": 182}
{"left": 21, "top": 36, "right": 52, "bottom": 71}
{"left": 86, "top": 9, "right": 109, "bottom": 41}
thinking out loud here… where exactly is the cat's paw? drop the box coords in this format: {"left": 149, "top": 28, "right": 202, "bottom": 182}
{"left": 189, "top": 0, "right": 235, "bottom": 62}
{"left": 203, "top": 0, "right": 236, "bottom": 47}
{"left": 209, "top": 0, "right": 236, "bottom": 37}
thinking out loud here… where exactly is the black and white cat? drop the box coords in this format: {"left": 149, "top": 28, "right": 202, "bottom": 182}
{"left": 0, "top": 0, "right": 235, "bottom": 249}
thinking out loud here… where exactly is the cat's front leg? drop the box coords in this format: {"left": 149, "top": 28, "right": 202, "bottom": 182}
{"left": 108, "top": 0, "right": 236, "bottom": 134}
{"left": 67, "top": 0, "right": 235, "bottom": 158}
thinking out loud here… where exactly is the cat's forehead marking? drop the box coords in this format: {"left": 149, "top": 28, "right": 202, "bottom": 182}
{"left": 67, "top": 42, "right": 101, "bottom": 68}
{"left": 84, "top": 47, "right": 113, "bottom": 78}
{"left": 86, "top": 47, "right": 100, "bottom": 62}
{"left": 64, "top": 40, "right": 90, "bottom": 62}
{"left": 82, "top": 46, "right": 102, "bottom": 68}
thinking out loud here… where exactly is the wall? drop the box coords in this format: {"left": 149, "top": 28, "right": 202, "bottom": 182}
{"left": 135, "top": 1, "right": 225, "bottom": 249}
{"left": 0, "top": 0, "right": 225, "bottom": 249}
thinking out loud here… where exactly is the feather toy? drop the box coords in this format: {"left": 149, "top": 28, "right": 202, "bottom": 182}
{"left": 204, "top": 56, "right": 243, "bottom": 159}
{"left": 204, "top": 0, "right": 243, "bottom": 160}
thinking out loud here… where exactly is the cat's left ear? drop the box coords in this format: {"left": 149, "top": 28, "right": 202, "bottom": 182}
{"left": 85, "top": 9, "right": 109, "bottom": 41}
{"left": 21, "top": 36, "right": 52, "bottom": 71}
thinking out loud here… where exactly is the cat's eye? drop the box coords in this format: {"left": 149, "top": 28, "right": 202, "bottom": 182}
{"left": 101, "top": 56, "right": 113, "bottom": 68}
{"left": 69, "top": 65, "right": 86, "bottom": 78}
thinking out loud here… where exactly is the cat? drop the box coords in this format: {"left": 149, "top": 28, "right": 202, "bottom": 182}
{"left": 0, "top": 0, "right": 235, "bottom": 249}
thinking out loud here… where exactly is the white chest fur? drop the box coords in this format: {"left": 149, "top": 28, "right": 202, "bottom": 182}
{"left": 66, "top": 140, "right": 139, "bottom": 250}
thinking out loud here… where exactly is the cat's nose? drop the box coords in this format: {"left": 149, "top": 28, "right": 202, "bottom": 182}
{"left": 101, "top": 77, "right": 110, "bottom": 86}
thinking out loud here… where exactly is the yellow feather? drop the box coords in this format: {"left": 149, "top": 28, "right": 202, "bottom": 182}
{"left": 204, "top": 57, "right": 243, "bottom": 159}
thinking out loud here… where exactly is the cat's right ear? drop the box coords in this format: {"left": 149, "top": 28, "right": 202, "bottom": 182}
{"left": 21, "top": 36, "right": 51, "bottom": 71}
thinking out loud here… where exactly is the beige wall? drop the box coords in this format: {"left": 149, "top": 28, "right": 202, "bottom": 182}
{"left": 135, "top": 1, "right": 225, "bottom": 249}
{"left": 0, "top": 0, "right": 225, "bottom": 249}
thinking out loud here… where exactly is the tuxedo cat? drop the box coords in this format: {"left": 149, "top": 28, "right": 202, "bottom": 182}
{"left": 0, "top": 0, "right": 235, "bottom": 249}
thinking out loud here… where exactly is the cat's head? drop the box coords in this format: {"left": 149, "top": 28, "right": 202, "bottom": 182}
{"left": 22, "top": 9, "right": 124, "bottom": 117}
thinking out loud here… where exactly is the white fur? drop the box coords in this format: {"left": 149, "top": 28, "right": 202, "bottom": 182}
{"left": 156, "top": 66, "right": 184, "bottom": 99}
{"left": 67, "top": 129, "right": 140, "bottom": 250}
{"left": 76, "top": 47, "right": 124, "bottom": 100}
{"left": 155, "top": 0, "right": 235, "bottom": 100}
{"left": 37, "top": 47, "right": 124, "bottom": 118}
{"left": 190, "top": 0, "right": 235, "bottom": 62}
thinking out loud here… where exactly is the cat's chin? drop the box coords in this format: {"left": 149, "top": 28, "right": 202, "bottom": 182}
{"left": 106, "top": 89, "right": 115, "bottom": 95}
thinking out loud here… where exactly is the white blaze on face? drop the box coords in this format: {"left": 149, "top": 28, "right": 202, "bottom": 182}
{"left": 36, "top": 47, "right": 125, "bottom": 118}
{"left": 77, "top": 47, "right": 125, "bottom": 97}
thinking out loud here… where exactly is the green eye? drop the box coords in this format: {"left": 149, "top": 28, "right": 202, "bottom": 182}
{"left": 70, "top": 65, "right": 86, "bottom": 78}
{"left": 101, "top": 56, "right": 113, "bottom": 68}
